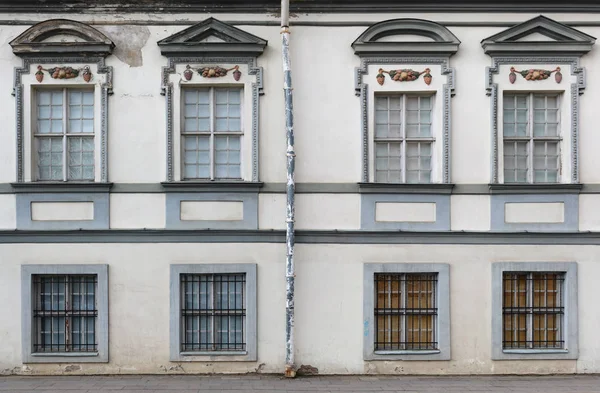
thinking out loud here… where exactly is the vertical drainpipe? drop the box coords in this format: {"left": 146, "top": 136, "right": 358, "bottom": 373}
{"left": 281, "top": 0, "right": 297, "bottom": 379}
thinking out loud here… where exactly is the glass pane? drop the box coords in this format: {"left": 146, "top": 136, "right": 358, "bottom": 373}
{"left": 38, "top": 91, "right": 51, "bottom": 105}
{"left": 38, "top": 120, "right": 51, "bottom": 134}
{"left": 39, "top": 106, "right": 51, "bottom": 119}
{"left": 82, "top": 92, "right": 94, "bottom": 105}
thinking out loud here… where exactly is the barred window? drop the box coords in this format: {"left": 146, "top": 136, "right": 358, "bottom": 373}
{"left": 375, "top": 95, "right": 434, "bottom": 184}
{"left": 32, "top": 275, "right": 98, "bottom": 353}
{"left": 182, "top": 88, "right": 242, "bottom": 180}
{"left": 374, "top": 273, "right": 438, "bottom": 351}
{"left": 502, "top": 272, "right": 565, "bottom": 349}
{"left": 180, "top": 273, "right": 246, "bottom": 352}
{"left": 503, "top": 94, "right": 561, "bottom": 183}
{"left": 35, "top": 89, "right": 95, "bottom": 181}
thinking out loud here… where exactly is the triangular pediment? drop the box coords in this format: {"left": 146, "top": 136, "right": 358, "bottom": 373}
{"left": 158, "top": 18, "right": 267, "bottom": 56}
{"left": 10, "top": 19, "right": 114, "bottom": 57}
{"left": 481, "top": 16, "right": 595, "bottom": 55}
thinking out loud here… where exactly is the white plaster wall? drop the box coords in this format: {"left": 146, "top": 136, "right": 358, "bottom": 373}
{"left": 451, "top": 195, "right": 491, "bottom": 231}
{"left": 1, "top": 243, "right": 599, "bottom": 375}
{"left": 109, "top": 194, "right": 165, "bottom": 229}
{"left": 0, "top": 18, "right": 599, "bottom": 229}
{"left": 579, "top": 195, "right": 600, "bottom": 231}
{"left": 259, "top": 194, "right": 360, "bottom": 230}
{"left": 0, "top": 195, "right": 16, "bottom": 229}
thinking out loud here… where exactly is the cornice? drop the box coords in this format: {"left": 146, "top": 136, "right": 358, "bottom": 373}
{"left": 4, "top": 1, "right": 600, "bottom": 13}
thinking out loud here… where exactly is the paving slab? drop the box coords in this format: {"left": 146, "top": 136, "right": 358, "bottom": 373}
{"left": 0, "top": 375, "right": 599, "bottom": 393}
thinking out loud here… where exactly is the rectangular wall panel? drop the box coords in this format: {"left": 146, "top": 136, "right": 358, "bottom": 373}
{"left": 31, "top": 202, "right": 94, "bottom": 221}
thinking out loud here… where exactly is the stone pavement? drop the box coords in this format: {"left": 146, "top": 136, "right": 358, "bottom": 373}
{"left": 1, "top": 375, "right": 600, "bottom": 393}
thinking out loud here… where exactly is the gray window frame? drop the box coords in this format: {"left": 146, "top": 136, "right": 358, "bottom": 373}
{"left": 363, "top": 263, "right": 450, "bottom": 361}
{"left": 491, "top": 262, "right": 578, "bottom": 360}
{"left": 21, "top": 264, "right": 109, "bottom": 363}
{"left": 169, "top": 263, "right": 257, "bottom": 362}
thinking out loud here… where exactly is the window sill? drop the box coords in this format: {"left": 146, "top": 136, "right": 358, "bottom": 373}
{"left": 11, "top": 182, "right": 113, "bottom": 194}
{"left": 374, "top": 350, "right": 441, "bottom": 355}
{"left": 181, "top": 351, "right": 248, "bottom": 356}
{"left": 161, "top": 181, "right": 263, "bottom": 193}
{"left": 31, "top": 352, "right": 98, "bottom": 357}
{"left": 358, "top": 183, "right": 454, "bottom": 194}
{"left": 173, "top": 350, "right": 255, "bottom": 362}
{"left": 503, "top": 349, "right": 569, "bottom": 354}
{"left": 489, "top": 183, "right": 582, "bottom": 194}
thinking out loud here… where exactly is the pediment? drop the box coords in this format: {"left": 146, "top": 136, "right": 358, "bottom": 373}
{"left": 158, "top": 17, "right": 267, "bottom": 57}
{"left": 352, "top": 18, "right": 460, "bottom": 56}
{"left": 481, "top": 16, "right": 595, "bottom": 56}
{"left": 10, "top": 19, "right": 114, "bottom": 57}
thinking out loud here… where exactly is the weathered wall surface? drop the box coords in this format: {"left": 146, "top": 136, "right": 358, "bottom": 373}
{"left": 1, "top": 10, "right": 600, "bottom": 375}
{"left": 1, "top": 243, "right": 599, "bottom": 375}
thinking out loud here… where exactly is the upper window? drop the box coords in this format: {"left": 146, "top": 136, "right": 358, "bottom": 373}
{"left": 352, "top": 19, "right": 459, "bottom": 185}
{"left": 182, "top": 88, "right": 242, "bottom": 180}
{"left": 503, "top": 94, "right": 561, "bottom": 183}
{"left": 375, "top": 95, "right": 433, "bottom": 183}
{"left": 10, "top": 19, "right": 114, "bottom": 184}
{"left": 482, "top": 16, "right": 594, "bottom": 185}
{"left": 35, "top": 89, "right": 95, "bottom": 182}
{"left": 158, "top": 18, "right": 266, "bottom": 183}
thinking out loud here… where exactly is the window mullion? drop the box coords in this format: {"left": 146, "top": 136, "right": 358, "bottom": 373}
{"left": 210, "top": 88, "right": 215, "bottom": 181}
{"left": 63, "top": 89, "right": 68, "bottom": 182}
{"left": 401, "top": 96, "right": 406, "bottom": 183}
{"left": 528, "top": 93, "right": 534, "bottom": 183}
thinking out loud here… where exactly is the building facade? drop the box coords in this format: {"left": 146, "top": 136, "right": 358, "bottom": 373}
{"left": 2, "top": 0, "right": 600, "bottom": 376}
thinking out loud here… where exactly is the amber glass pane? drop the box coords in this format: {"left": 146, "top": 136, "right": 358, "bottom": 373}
{"left": 376, "top": 315, "right": 387, "bottom": 346}
{"left": 390, "top": 278, "right": 401, "bottom": 309}
{"left": 407, "top": 274, "right": 434, "bottom": 309}
{"left": 376, "top": 279, "right": 386, "bottom": 309}
{"left": 406, "top": 315, "right": 433, "bottom": 349}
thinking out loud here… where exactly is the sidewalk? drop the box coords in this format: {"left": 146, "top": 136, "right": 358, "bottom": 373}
{"left": 1, "top": 374, "right": 600, "bottom": 393}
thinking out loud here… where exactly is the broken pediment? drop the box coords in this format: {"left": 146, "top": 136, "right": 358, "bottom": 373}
{"left": 352, "top": 18, "right": 460, "bottom": 56}
{"left": 481, "top": 15, "right": 595, "bottom": 56}
{"left": 10, "top": 19, "right": 114, "bottom": 57}
{"left": 158, "top": 17, "right": 267, "bottom": 57}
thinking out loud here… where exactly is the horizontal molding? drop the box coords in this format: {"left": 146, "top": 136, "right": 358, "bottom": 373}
{"left": 2, "top": 182, "right": 600, "bottom": 194}
{"left": 161, "top": 181, "right": 263, "bottom": 193}
{"left": 4, "top": 1, "right": 600, "bottom": 13}
{"left": 358, "top": 183, "right": 455, "bottom": 194}
{"left": 11, "top": 182, "right": 113, "bottom": 193}
{"left": 5, "top": 20, "right": 600, "bottom": 28}
{"left": 5, "top": 229, "right": 600, "bottom": 244}
{"left": 489, "top": 183, "right": 584, "bottom": 194}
